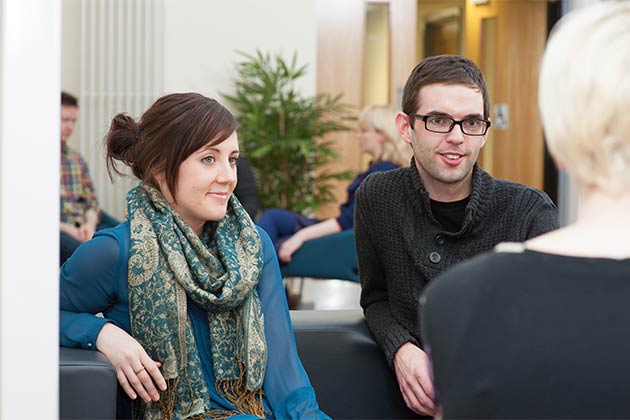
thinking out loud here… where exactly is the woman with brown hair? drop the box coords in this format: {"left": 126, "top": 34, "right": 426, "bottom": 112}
{"left": 60, "top": 93, "right": 330, "bottom": 419}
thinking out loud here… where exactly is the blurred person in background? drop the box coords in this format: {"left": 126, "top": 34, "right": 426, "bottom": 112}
{"left": 60, "top": 91, "right": 119, "bottom": 265}
{"left": 258, "top": 105, "right": 411, "bottom": 263}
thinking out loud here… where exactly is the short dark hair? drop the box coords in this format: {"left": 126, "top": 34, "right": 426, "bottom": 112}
{"left": 105, "top": 92, "right": 237, "bottom": 199}
{"left": 61, "top": 91, "right": 78, "bottom": 107}
{"left": 401, "top": 55, "right": 489, "bottom": 119}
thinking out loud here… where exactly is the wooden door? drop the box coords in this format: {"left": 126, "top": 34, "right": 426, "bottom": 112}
{"left": 315, "top": 0, "right": 549, "bottom": 219}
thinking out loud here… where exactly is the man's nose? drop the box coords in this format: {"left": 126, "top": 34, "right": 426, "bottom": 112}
{"left": 446, "top": 123, "right": 465, "bottom": 144}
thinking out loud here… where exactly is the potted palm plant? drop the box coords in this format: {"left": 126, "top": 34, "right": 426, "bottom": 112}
{"left": 222, "top": 50, "right": 351, "bottom": 214}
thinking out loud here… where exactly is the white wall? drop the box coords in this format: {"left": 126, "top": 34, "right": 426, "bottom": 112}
{"left": 61, "top": 0, "right": 318, "bottom": 216}
{"left": 162, "top": 0, "right": 317, "bottom": 103}
{"left": 0, "top": 0, "right": 60, "bottom": 418}
{"left": 61, "top": 0, "right": 81, "bottom": 96}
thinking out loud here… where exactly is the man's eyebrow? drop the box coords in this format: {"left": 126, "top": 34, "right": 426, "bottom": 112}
{"left": 424, "top": 111, "right": 451, "bottom": 116}
{"left": 424, "top": 111, "right": 484, "bottom": 119}
{"left": 462, "top": 113, "right": 484, "bottom": 119}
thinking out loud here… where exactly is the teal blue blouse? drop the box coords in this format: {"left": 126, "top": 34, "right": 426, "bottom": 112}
{"left": 60, "top": 222, "right": 329, "bottom": 420}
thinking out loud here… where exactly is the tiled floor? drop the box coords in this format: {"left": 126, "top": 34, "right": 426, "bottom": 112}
{"left": 286, "top": 277, "right": 362, "bottom": 310}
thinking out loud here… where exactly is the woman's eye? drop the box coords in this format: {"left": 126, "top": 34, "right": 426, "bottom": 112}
{"left": 202, "top": 156, "right": 215, "bottom": 164}
{"left": 229, "top": 157, "right": 239, "bottom": 165}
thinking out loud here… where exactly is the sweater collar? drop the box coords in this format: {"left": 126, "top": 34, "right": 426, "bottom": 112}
{"left": 406, "top": 158, "right": 494, "bottom": 235}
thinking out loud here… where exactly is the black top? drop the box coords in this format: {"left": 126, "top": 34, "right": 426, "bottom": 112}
{"left": 421, "top": 247, "right": 630, "bottom": 419}
{"left": 234, "top": 157, "right": 261, "bottom": 219}
{"left": 354, "top": 161, "right": 560, "bottom": 367}
{"left": 430, "top": 197, "right": 469, "bottom": 233}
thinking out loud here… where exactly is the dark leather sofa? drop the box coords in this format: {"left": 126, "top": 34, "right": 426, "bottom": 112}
{"left": 60, "top": 309, "right": 418, "bottom": 419}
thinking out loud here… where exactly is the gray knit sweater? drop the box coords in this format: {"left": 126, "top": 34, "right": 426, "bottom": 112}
{"left": 354, "top": 162, "right": 559, "bottom": 367}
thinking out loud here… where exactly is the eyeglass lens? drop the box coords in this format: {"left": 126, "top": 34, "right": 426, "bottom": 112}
{"left": 425, "top": 116, "right": 487, "bottom": 135}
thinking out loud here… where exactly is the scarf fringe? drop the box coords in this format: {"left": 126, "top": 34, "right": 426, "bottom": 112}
{"left": 133, "top": 375, "right": 267, "bottom": 420}
{"left": 215, "top": 361, "right": 266, "bottom": 419}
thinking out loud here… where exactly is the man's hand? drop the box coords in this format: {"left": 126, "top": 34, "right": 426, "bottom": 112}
{"left": 393, "top": 342, "right": 437, "bottom": 416}
{"left": 96, "top": 323, "right": 167, "bottom": 402}
{"left": 80, "top": 209, "right": 99, "bottom": 241}
{"left": 78, "top": 220, "right": 97, "bottom": 242}
{"left": 278, "top": 234, "right": 304, "bottom": 263}
{"left": 60, "top": 222, "right": 83, "bottom": 241}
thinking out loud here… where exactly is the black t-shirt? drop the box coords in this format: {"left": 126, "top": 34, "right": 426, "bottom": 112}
{"left": 421, "top": 248, "right": 630, "bottom": 419}
{"left": 430, "top": 196, "right": 469, "bottom": 233}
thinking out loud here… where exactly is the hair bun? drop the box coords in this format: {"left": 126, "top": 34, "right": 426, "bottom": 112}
{"left": 105, "top": 113, "right": 143, "bottom": 179}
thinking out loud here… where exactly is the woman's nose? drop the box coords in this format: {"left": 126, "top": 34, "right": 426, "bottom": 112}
{"left": 217, "top": 161, "right": 236, "bottom": 183}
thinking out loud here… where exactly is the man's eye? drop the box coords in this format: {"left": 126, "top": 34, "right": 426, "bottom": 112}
{"left": 202, "top": 156, "right": 215, "bottom": 164}
{"left": 464, "top": 119, "right": 481, "bottom": 128}
{"left": 430, "top": 116, "right": 450, "bottom": 126}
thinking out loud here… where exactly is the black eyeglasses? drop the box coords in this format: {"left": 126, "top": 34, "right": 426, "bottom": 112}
{"left": 407, "top": 113, "right": 491, "bottom": 136}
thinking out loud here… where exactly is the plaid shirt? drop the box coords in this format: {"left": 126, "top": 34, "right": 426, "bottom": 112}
{"left": 60, "top": 144, "right": 99, "bottom": 225}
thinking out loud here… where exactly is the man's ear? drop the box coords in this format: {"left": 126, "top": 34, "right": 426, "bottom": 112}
{"left": 396, "top": 112, "right": 413, "bottom": 145}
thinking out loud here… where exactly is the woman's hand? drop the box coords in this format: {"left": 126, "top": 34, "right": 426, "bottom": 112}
{"left": 278, "top": 234, "right": 305, "bottom": 263}
{"left": 96, "top": 323, "right": 167, "bottom": 402}
{"left": 278, "top": 218, "right": 342, "bottom": 263}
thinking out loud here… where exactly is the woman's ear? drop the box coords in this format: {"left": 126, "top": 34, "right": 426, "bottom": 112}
{"left": 152, "top": 171, "right": 175, "bottom": 203}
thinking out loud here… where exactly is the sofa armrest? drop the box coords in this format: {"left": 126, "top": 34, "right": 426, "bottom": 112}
{"left": 291, "top": 309, "right": 418, "bottom": 419}
{"left": 59, "top": 310, "right": 417, "bottom": 420}
{"left": 59, "top": 347, "right": 117, "bottom": 420}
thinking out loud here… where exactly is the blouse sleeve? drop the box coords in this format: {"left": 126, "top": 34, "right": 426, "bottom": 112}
{"left": 59, "top": 228, "right": 125, "bottom": 349}
{"left": 256, "top": 227, "right": 331, "bottom": 420}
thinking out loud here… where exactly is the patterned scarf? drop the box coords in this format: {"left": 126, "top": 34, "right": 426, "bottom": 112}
{"left": 127, "top": 183, "right": 267, "bottom": 420}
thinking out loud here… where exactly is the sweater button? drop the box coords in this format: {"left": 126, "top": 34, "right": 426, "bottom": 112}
{"left": 435, "top": 234, "right": 445, "bottom": 245}
{"left": 429, "top": 252, "right": 441, "bottom": 264}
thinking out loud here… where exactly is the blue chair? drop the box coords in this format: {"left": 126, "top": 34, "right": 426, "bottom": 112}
{"left": 280, "top": 229, "right": 359, "bottom": 282}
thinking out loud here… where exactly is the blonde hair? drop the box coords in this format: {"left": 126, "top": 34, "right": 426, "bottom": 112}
{"left": 539, "top": 1, "right": 630, "bottom": 194}
{"left": 358, "top": 105, "right": 412, "bottom": 167}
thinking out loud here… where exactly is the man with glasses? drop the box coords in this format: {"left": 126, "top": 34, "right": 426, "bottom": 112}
{"left": 354, "top": 55, "right": 559, "bottom": 416}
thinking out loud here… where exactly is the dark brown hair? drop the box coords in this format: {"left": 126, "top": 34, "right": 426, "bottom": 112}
{"left": 401, "top": 55, "right": 489, "bottom": 120}
{"left": 105, "top": 92, "right": 237, "bottom": 198}
{"left": 61, "top": 91, "right": 78, "bottom": 107}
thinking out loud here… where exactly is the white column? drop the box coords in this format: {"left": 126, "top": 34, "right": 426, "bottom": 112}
{"left": 0, "top": 0, "right": 60, "bottom": 419}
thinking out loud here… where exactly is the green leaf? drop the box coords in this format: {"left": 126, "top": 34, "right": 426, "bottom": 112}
{"left": 221, "top": 49, "right": 352, "bottom": 213}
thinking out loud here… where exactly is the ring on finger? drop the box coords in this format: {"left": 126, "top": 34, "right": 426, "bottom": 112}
{"left": 133, "top": 366, "right": 145, "bottom": 374}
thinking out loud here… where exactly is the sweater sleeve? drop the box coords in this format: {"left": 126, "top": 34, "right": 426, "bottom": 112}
{"left": 355, "top": 181, "right": 419, "bottom": 368}
{"left": 520, "top": 190, "right": 560, "bottom": 240}
{"left": 78, "top": 154, "right": 99, "bottom": 212}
